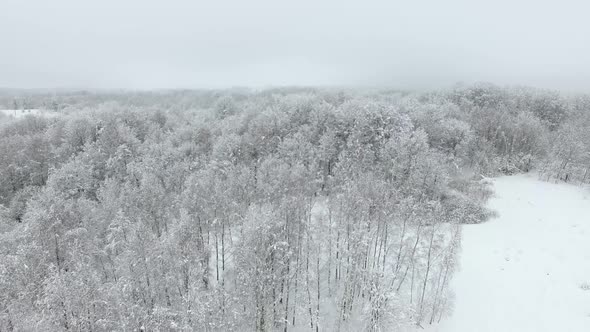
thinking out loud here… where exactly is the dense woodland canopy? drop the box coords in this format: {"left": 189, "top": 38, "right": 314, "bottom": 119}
{"left": 0, "top": 84, "right": 588, "bottom": 331}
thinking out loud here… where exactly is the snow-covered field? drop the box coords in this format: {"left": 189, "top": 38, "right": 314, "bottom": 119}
{"left": 432, "top": 174, "right": 590, "bottom": 331}
{"left": 0, "top": 109, "right": 58, "bottom": 119}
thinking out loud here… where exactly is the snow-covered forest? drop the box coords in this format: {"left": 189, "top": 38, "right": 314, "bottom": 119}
{"left": 0, "top": 84, "right": 589, "bottom": 331}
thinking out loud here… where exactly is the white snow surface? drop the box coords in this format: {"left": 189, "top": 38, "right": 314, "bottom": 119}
{"left": 0, "top": 109, "right": 58, "bottom": 119}
{"left": 431, "top": 174, "right": 590, "bottom": 332}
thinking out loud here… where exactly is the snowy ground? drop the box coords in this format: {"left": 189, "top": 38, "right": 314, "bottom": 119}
{"left": 0, "top": 109, "right": 58, "bottom": 119}
{"left": 431, "top": 174, "right": 590, "bottom": 332}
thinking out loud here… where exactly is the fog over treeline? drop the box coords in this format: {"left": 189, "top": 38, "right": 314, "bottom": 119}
{"left": 2, "top": 0, "right": 590, "bottom": 90}
{"left": 0, "top": 84, "right": 588, "bottom": 331}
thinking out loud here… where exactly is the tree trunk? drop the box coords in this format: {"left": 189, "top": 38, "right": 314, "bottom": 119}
{"left": 418, "top": 226, "right": 436, "bottom": 322}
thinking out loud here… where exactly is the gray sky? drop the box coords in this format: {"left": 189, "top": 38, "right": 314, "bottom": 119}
{"left": 1, "top": 0, "right": 589, "bottom": 90}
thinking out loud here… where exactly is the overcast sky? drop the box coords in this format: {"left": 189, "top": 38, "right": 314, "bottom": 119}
{"left": 1, "top": 0, "right": 589, "bottom": 90}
